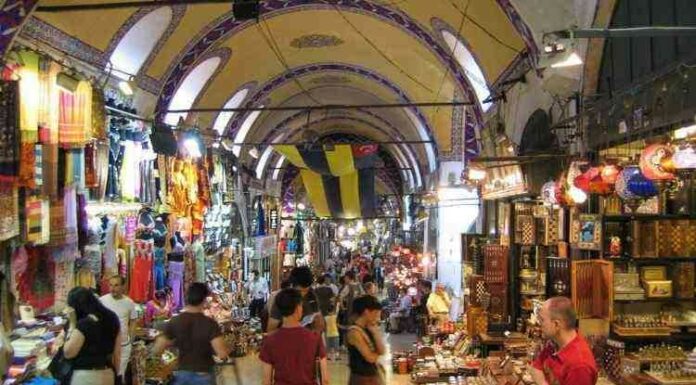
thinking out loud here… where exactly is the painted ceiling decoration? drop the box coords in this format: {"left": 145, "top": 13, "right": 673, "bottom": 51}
{"left": 290, "top": 33, "right": 344, "bottom": 48}
{"left": 5, "top": 0, "right": 546, "bottom": 193}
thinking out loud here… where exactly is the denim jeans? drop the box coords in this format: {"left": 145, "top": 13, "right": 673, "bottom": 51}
{"left": 172, "top": 371, "right": 213, "bottom": 385}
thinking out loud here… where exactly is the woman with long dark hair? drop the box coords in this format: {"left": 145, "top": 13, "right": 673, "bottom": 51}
{"left": 62, "top": 287, "right": 121, "bottom": 385}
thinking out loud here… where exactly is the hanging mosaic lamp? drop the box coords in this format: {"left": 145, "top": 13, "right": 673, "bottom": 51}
{"left": 639, "top": 143, "right": 676, "bottom": 181}
{"left": 627, "top": 170, "right": 658, "bottom": 197}
{"left": 600, "top": 164, "right": 622, "bottom": 184}
{"left": 615, "top": 166, "right": 640, "bottom": 200}
{"left": 541, "top": 181, "right": 558, "bottom": 205}
{"left": 673, "top": 141, "right": 696, "bottom": 171}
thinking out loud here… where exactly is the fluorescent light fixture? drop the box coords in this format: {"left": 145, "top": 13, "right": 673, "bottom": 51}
{"left": 248, "top": 146, "right": 259, "bottom": 159}
{"left": 550, "top": 51, "right": 583, "bottom": 68}
{"left": 297, "top": 203, "right": 306, "bottom": 210}
{"left": 118, "top": 79, "right": 135, "bottom": 95}
{"left": 183, "top": 138, "right": 202, "bottom": 158}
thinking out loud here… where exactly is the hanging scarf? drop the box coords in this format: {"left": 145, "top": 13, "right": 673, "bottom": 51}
{"left": 18, "top": 246, "right": 55, "bottom": 311}
{"left": 0, "top": 187, "right": 19, "bottom": 241}
{"left": 0, "top": 81, "right": 19, "bottom": 183}
{"left": 58, "top": 81, "right": 91, "bottom": 148}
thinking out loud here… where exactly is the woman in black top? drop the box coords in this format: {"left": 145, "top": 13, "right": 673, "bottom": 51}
{"left": 346, "top": 295, "right": 386, "bottom": 385}
{"left": 63, "top": 287, "right": 121, "bottom": 385}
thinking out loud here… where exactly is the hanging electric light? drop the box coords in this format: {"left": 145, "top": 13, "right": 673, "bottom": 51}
{"left": 540, "top": 181, "right": 558, "bottom": 205}
{"left": 600, "top": 164, "right": 622, "bottom": 185}
{"left": 639, "top": 143, "right": 676, "bottom": 213}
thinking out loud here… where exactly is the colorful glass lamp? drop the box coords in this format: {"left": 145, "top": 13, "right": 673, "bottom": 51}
{"left": 640, "top": 143, "right": 676, "bottom": 213}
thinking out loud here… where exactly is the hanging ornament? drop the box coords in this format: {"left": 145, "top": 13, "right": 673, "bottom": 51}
{"left": 627, "top": 170, "right": 658, "bottom": 197}
{"left": 600, "top": 164, "right": 622, "bottom": 184}
{"left": 639, "top": 143, "right": 676, "bottom": 181}
{"left": 615, "top": 166, "right": 640, "bottom": 200}
{"left": 540, "top": 181, "right": 558, "bottom": 205}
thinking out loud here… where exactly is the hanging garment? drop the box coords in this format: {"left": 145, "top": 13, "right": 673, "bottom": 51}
{"left": 18, "top": 51, "right": 39, "bottom": 142}
{"left": 105, "top": 126, "right": 122, "bottom": 199}
{"left": 120, "top": 140, "right": 142, "bottom": 201}
{"left": 193, "top": 241, "right": 206, "bottom": 283}
{"left": 91, "top": 85, "right": 107, "bottom": 140}
{"left": 58, "top": 81, "right": 91, "bottom": 148}
{"left": 168, "top": 261, "right": 185, "bottom": 310}
{"left": 184, "top": 245, "right": 195, "bottom": 297}
{"left": 37, "top": 58, "right": 60, "bottom": 144}
{"left": 42, "top": 143, "right": 58, "bottom": 197}
{"left": 54, "top": 259, "right": 75, "bottom": 311}
{"left": 83, "top": 244, "right": 102, "bottom": 279}
{"left": 102, "top": 217, "right": 118, "bottom": 272}
{"left": 0, "top": 81, "right": 19, "bottom": 183}
{"left": 153, "top": 247, "right": 166, "bottom": 291}
{"left": 130, "top": 241, "right": 153, "bottom": 303}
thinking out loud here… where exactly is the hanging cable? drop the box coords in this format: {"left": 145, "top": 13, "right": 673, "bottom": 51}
{"left": 447, "top": 0, "right": 521, "bottom": 54}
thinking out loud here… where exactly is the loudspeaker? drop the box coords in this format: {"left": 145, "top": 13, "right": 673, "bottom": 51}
{"left": 233, "top": 0, "right": 260, "bottom": 20}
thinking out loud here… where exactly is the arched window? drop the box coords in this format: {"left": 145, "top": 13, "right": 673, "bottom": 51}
{"left": 108, "top": 7, "right": 173, "bottom": 79}
{"left": 164, "top": 56, "right": 222, "bottom": 126}
{"left": 442, "top": 30, "right": 491, "bottom": 112}
{"left": 212, "top": 88, "right": 249, "bottom": 136}
{"left": 272, "top": 156, "right": 286, "bottom": 180}
{"left": 231, "top": 107, "right": 263, "bottom": 157}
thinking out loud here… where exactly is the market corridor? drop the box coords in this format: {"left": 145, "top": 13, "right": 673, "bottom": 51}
{"left": 217, "top": 333, "right": 417, "bottom": 385}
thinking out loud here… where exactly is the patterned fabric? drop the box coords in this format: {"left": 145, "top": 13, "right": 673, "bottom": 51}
{"left": 37, "top": 58, "right": 60, "bottom": 144}
{"left": 25, "top": 195, "right": 49, "bottom": 245}
{"left": 0, "top": 187, "right": 19, "bottom": 241}
{"left": 54, "top": 259, "right": 75, "bottom": 311}
{"left": 0, "top": 81, "right": 19, "bottom": 183}
{"left": 91, "top": 86, "right": 107, "bottom": 140}
{"left": 42, "top": 143, "right": 58, "bottom": 197}
{"left": 130, "top": 240, "right": 154, "bottom": 302}
{"left": 18, "top": 246, "right": 55, "bottom": 311}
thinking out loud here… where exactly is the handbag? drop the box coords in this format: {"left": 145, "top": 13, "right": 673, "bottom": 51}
{"left": 48, "top": 347, "right": 74, "bottom": 384}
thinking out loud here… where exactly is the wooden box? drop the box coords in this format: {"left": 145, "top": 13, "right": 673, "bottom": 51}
{"left": 467, "top": 307, "right": 488, "bottom": 337}
{"left": 644, "top": 280, "right": 673, "bottom": 298}
{"left": 632, "top": 220, "right": 658, "bottom": 258}
{"left": 515, "top": 215, "right": 536, "bottom": 245}
{"left": 571, "top": 260, "right": 613, "bottom": 320}
{"left": 641, "top": 266, "right": 667, "bottom": 281}
{"left": 675, "top": 262, "right": 695, "bottom": 299}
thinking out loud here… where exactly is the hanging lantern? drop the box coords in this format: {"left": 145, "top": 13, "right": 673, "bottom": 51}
{"left": 575, "top": 167, "right": 612, "bottom": 195}
{"left": 627, "top": 170, "right": 658, "bottom": 197}
{"left": 541, "top": 181, "right": 557, "bottom": 205}
{"left": 568, "top": 186, "right": 588, "bottom": 204}
{"left": 573, "top": 173, "right": 591, "bottom": 192}
{"left": 639, "top": 143, "right": 676, "bottom": 181}
{"left": 615, "top": 166, "right": 640, "bottom": 200}
{"left": 673, "top": 141, "right": 696, "bottom": 171}
{"left": 600, "top": 164, "right": 622, "bottom": 184}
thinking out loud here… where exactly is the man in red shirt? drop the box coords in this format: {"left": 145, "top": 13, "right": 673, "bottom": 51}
{"left": 530, "top": 297, "right": 598, "bottom": 385}
{"left": 260, "top": 288, "right": 329, "bottom": 385}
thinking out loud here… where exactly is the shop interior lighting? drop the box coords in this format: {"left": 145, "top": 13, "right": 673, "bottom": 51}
{"left": 297, "top": 203, "right": 306, "bottom": 210}
{"left": 467, "top": 167, "right": 487, "bottom": 181}
{"left": 183, "top": 137, "right": 202, "bottom": 158}
{"left": 248, "top": 146, "right": 260, "bottom": 159}
{"left": 568, "top": 186, "right": 588, "bottom": 204}
{"left": 347, "top": 228, "right": 356, "bottom": 236}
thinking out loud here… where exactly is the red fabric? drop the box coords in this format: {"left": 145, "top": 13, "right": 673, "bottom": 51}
{"left": 259, "top": 327, "right": 326, "bottom": 385}
{"left": 129, "top": 242, "right": 153, "bottom": 303}
{"left": 18, "top": 246, "right": 55, "bottom": 310}
{"left": 532, "top": 334, "right": 598, "bottom": 385}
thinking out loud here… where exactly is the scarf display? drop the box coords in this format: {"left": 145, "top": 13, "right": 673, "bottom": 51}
{"left": 0, "top": 81, "right": 19, "bottom": 183}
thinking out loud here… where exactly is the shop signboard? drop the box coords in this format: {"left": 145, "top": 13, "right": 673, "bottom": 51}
{"left": 481, "top": 165, "right": 528, "bottom": 200}
{"left": 270, "top": 209, "right": 278, "bottom": 230}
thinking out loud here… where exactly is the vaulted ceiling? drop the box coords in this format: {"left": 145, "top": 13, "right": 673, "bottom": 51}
{"left": 18, "top": 0, "right": 538, "bottom": 189}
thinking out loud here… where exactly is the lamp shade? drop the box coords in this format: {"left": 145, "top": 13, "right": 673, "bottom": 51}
{"left": 541, "top": 181, "right": 558, "bottom": 205}
{"left": 639, "top": 143, "right": 675, "bottom": 181}
{"left": 673, "top": 141, "right": 696, "bottom": 170}
{"left": 600, "top": 164, "right": 622, "bottom": 184}
{"left": 615, "top": 166, "right": 640, "bottom": 200}
{"left": 627, "top": 170, "right": 658, "bottom": 197}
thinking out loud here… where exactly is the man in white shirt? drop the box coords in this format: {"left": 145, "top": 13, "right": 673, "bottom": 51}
{"left": 246, "top": 270, "right": 269, "bottom": 319}
{"left": 100, "top": 275, "right": 137, "bottom": 383}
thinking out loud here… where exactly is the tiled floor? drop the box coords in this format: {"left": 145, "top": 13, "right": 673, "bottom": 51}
{"left": 218, "top": 332, "right": 417, "bottom": 385}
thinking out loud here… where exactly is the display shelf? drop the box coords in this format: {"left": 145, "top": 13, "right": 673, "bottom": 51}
{"left": 603, "top": 214, "right": 696, "bottom": 222}
{"left": 611, "top": 257, "right": 696, "bottom": 264}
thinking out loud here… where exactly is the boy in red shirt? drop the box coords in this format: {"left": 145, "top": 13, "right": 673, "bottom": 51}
{"left": 260, "top": 288, "right": 329, "bottom": 385}
{"left": 530, "top": 297, "right": 598, "bottom": 385}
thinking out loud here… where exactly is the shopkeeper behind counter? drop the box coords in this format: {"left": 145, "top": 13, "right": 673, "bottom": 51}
{"left": 529, "top": 297, "right": 598, "bottom": 385}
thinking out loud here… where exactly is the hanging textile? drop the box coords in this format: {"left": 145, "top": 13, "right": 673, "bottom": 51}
{"left": 18, "top": 246, "right": 55, "bottom": 311}
{"left": 49, "top": 187, "right": 77, "bottom": 246}
{"left": 273, "top": 144, "right": 378, "bottom": 218}
{"left": 91, "top": 85, "right": 107, "bottom": 140}
{"left": 17, "top": 52, "right": 40, "bottom": 188}
{"left": 294, "top": 220, "right": 304, "bottom": 257}
{"left": 168, "top": 261, "right": 185, "bottom": 310}
{"left": 255, "top": 203, "right": 266, "bottom": 236}
{"left": 0, "top": 187, "right": 19, "bottom": 242}
{"left": 38, "top": 59, "right": 60, "bottom": 144}
{"left": 0, "top": 81, "right": 19, "bottom": 183}
{"left": 42, "top": 143, "right": 58, "bottom": 197}
{"left": 25, "top": 195, "right": 49, "bottom": 245}
{"left": 58, "top": 81, "right": 91, "bottom": 148}
{"left": 54, "top": 258, "right": 75, "bottom": 311}
{"left": 153, "top": 247, "right": 166, "bottom": 291}
{"left": 130, "top": 240, "right": 153, "bottom": 303}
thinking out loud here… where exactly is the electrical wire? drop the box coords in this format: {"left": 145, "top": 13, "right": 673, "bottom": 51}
{"left": 448, "top": 0, "right": 521, "bottom": 54}
{"left": 431, "top": 0, "right": 469, "bottom": 120}
{"left": 255, "top": 21, "right": 323, "bottom": 107}
{"left": 331, "top": 5, "right": 434, "bottom": 93}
